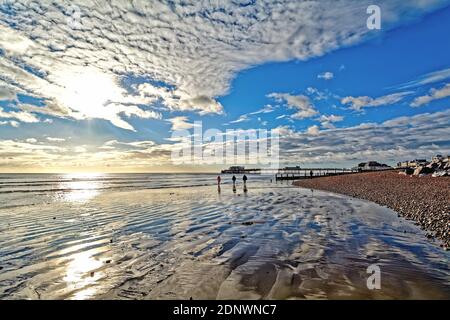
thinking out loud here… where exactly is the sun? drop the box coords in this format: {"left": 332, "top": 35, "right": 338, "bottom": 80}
{"left": 55, "top": 67, "right": 124, "bottom": 119}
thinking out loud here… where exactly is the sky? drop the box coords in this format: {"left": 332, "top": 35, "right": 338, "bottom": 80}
{"left": 0, "top": 0, "right": 450, "bottom": 173}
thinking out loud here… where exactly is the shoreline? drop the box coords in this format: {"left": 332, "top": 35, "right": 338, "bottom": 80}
{"left": 293, "top": 170, "right": 450, "bottom": 249}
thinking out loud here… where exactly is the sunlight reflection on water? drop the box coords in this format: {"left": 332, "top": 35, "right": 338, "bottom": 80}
{"left": 59, "top": 173, "right": 104, "bottom": 202}
{"left": 63, "top": 250, "right": 104, "bottom": 300}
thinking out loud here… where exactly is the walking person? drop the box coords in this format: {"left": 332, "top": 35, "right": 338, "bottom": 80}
{"left": 242, "top": 175, "right": 248, "bottom": 193}
{"left": 217, "top": 175, "right": 221, "bottom": 193}
{"left": 232, "top": 175, "right": 237, "bottom": 193}
{"left": 310, "top": 170, "right": 313, "bottom": 179}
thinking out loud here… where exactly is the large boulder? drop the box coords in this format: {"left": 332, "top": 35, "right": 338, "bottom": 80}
{"left": 432, "top": 170, "right": 448, "bottom": 177}
{"left": 413, "top": 166, "right": 435, "bottom": 176}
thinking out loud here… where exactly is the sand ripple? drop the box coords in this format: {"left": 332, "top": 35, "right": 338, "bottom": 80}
{"left": 0, "top": 183, "right": 449, "bottom": 299}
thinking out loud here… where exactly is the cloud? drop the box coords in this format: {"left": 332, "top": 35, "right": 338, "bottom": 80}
{"left": 305, "top": 87, "right": 332, "bottom": 101}
{"left": 268, "top": 93, "right": 318, "bottom": 119}
{"left": 319, "top": 114, "right": 344, "bottom": 123}
{"left": 317, "top": 72, "right": 334, "bottom": 80}
{"left": 46, "top": 137, "right": 66, "bottom": 142}
{"left": 411, "top": 83, "right": 450, "bottom": 107}
{"left": 397, "top": 67, "right": 450, "bottom": 89}
{"left": 0, "top": 120, "right": 19, "bottom": 127}
{"left": 73, "top": 146, "right": 88, "bottom": 153}
{"left": 274, "top": 109, "right": 450, "bottom": 165}
{"left": 229, "top": 114, "right": 250, "bottom": 124}
{"left": 341, "top": 92, "right": 412, "bottom": 111}
{"left": 225, "top": 105, "right": 276, "bottom": 125}
{"left": 167, "top": 116, "right": 194, "bottom": 131}
{"left": 1, "top": 108, "right": 449, "bottom": 171}
{"left": 0, "top": 86, "right": 17, "bottom": 101}
{"left": 306, "top": 125, "right": 320, "bottom": 136}
{"left": 0, "top": 0, "right": 445, "bottom": 130}
{"left": 249, "top": 105, "right": 276, "bottom": 115}
{"left": 318, "top": 114, "right": 344, "bottom": 129}
{"left": 0, "top": 106, "right": 39, "bottom": 123}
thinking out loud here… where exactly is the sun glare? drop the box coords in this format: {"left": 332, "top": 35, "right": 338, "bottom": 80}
{"left": 58, "top": 173, "right": 105, "bottom": 202}
{"left": 56, "top": 68, "right": 123, "bottom": 119}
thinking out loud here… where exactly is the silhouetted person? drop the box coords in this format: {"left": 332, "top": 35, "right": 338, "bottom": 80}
{"left": 310, "top": 170, "right": 313, "bottom": 179}
{"left": 217, "top": 175, "right": 221, "bottom": 185}
{"left": 232, "top": 175, "right": 237, "bottom": 193}
{"left": 242, "top": 175, "right": 248, "bottom": 183}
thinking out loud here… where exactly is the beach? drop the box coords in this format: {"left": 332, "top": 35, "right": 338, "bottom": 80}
{"left": 0, "top": 173, "right": 449, "bottom": 299}
{"left": 294, "top": 171, "right": 450, "bottom": 249}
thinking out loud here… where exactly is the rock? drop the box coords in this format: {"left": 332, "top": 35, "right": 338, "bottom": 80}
{"left": 414, "top": 166, "right": 434, "bottom": 176}
{"left": 413, "top": 166, "right": 422, "bottom": 176}
{"left": 432, "top": 170, "right": 447, "bottom": 177}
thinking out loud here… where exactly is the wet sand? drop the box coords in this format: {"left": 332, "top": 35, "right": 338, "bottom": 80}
{"left": 293, "top": 171, "right": 450, "bottom": 249}
{"left": 0, "top": 182, "right": 449, "bottom": 300}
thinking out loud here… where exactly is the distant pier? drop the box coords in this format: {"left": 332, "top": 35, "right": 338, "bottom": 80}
{"left": 220, "top": 165, "right": 394, "bottom": 181}
{"left": 274, "top": 168, "right": 359, "bottom": 181}
{"left": 220, "top": 166, "right": 360, "bottom": 180}
{"left": 220, "top": 168, "right": 261, "bottom": 174}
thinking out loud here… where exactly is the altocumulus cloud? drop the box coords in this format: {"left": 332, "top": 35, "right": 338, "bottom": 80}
{"left": 411, "top": 83, "right": 450, "bottom": 107}
{"left": 0, "top": 0, "right": 447, "bottom": 130}
{"left": 341, "top": 92, "right": 413, "bottom": 111}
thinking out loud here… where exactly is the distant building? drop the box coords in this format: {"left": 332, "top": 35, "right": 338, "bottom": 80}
{"left": 284, "top": 166, "right": 301, "bottom": 170}
{"left": 397, "top": 159, "right": 427, "bottom": 168}
{"left": 408, "top": 159, "right": 427, "bottom": 167}
{"left": 397, "top": 161, "right": 409, "bottom": 168}
{"left": 356, "top": 161, "right": 391, "bottom": 171}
